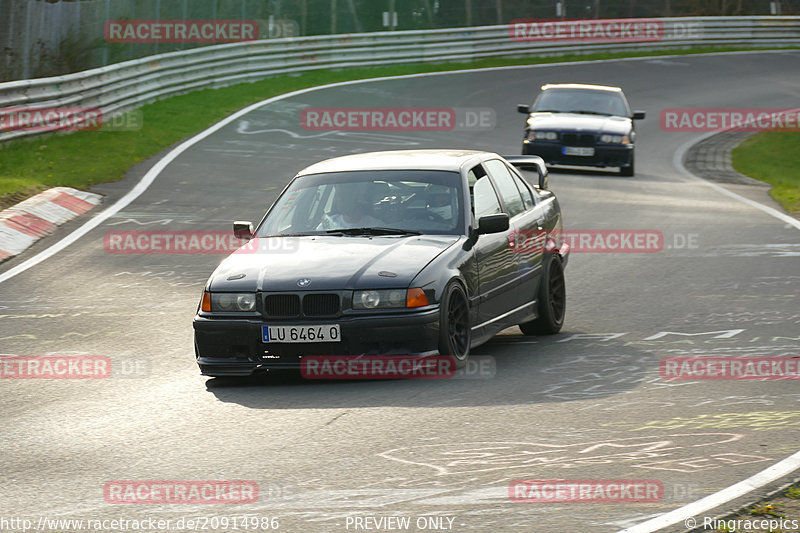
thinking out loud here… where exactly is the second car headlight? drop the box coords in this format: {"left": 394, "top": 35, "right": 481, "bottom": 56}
{"left": 209, "top": 292, "right": 256, "bottom": 312}
{"left": 353, "top": 289, "right": 410, "bottom": 309}
{"left": 600, "top": 134, "right": 630, "bottom": 144}
{"left": 527, "top": 130, "right": 558, "bottom": 141}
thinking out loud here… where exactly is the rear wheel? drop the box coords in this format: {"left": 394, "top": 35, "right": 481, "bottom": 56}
{"left": 438, "top": 282, "right": 470, "bottom": 368}
{"left": 519, "top": 254, "right": 566, "bottom": 335}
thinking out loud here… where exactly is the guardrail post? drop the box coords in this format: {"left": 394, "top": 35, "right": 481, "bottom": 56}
{"left": 22, "top": 0, "right": 31, "bottom": 79}
{"left": 102, "top": 0, "right": 110, "bottom": 66}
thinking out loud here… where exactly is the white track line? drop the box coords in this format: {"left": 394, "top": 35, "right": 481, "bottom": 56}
{"left": 619, "top": 450, "right": 800, "bottom": 533}
{"left": 673, "top": 112, "right": 800, "bottom": 231}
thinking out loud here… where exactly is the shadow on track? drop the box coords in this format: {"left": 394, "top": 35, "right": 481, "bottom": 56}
{"left": 203, "top": 328, "right": 665, "bottom": 410}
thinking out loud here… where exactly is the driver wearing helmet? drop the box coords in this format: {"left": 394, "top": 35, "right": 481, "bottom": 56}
{"left": 317, "top": 184, "right": 382, "bottom": 231}
{"left": 425, "top": 186, "right": 455, "bottom": 227}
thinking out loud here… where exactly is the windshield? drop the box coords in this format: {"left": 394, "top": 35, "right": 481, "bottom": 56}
{"left": 533, "top": 88, "right": 630, "bottom": 116}
{"left": 257, "top": 170, "right": 464, "bottom": 237}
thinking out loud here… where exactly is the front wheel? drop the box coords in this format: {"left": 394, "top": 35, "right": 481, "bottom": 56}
{"left": 438, "top": 282, "right": 470, "bottom": 368}
{"left": 620, "top": 152, "right": 635, "bottom": 177}
{"left": 519, "top": 254, "right": 566, "bottom": 335}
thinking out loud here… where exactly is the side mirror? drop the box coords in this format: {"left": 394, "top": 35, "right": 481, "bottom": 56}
{"left": 632, "top": 111, "right": 646, "bottom": 120}
{"left": 233, "top": 221, "right": 254, "bottom": 240}
{"left": 517, "top": 104, "right": 531, "bottom": 114}
{"left": 477, "top": 214, "right": 510, "bottom": 235}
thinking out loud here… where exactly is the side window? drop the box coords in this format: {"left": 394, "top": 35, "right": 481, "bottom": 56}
{"left": 468, "top": 165, "right": 502, "bottom": 219}
{"left": 484, "top": 159, "right": 525, "bottom": 217}
{"left": 507, "top": 164, "right": 535, "bottom": 210}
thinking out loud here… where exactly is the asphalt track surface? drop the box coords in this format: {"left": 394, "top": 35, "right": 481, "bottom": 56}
{"left": 1, "top": 51, "right": 799, "bottom": 533}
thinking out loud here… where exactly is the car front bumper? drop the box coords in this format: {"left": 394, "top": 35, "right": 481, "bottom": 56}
{"left": 523, "top": 140, "right": 634, "bottom": 168}
{"left": 193, "top": 308, "right": 441, "bottom": 376}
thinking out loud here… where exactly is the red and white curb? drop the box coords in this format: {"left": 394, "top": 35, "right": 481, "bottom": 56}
{"left": 0, "top": 187, "right": 101, "bottom": 262}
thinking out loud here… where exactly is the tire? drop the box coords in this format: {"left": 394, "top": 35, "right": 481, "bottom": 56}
{"left": 620, "top": 152, "right": 634, "bottom": 176}
{"left": 519, "top": 254, "right": 566, "bottom": 335}
{"left": 438, "top": 282, "right": 471, "bottom": 369}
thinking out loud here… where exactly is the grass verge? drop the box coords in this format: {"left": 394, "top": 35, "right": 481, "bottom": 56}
{"left": 731, "top": 131, "right": 800, "bottom": 214}
{"left": 1, "top": 45, "right": 798, "bottom": 209}
{"left": 705, "top": 482, "right": 800, "bottom": 532}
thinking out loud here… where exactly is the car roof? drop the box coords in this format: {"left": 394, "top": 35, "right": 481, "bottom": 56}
{"left": 541, "top": 83, "right": 623, "bottom": 93}
{"left": 297, "top": 149, "right": 492, "bottom": 175}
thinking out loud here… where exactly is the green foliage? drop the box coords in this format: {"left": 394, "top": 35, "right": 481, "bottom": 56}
{"left": 732, "top": 132, "right": 800, "bottom": 214}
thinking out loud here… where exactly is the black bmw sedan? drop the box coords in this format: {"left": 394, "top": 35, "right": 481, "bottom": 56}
{"left": 518, "top": 83, "right": 645, "bottom": 176}
{"left": 193, "top": 150, "right": 569, "bottom": 377}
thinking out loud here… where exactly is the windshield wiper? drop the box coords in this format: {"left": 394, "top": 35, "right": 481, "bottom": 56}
{"left": 325, "top": 227, "right": 422, "bottom": 236}
{"left": 261, "top": 232, "right": 324, "bottom": 237}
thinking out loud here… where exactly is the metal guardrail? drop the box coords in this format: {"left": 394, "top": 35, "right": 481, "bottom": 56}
{"left": 1, "top": 16, "right": 798, "bottom": 143}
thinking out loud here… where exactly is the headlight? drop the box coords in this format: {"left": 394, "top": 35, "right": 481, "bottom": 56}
{"left": 205, "top": 292, "right": 256, "bottom": 312}
{"left": 600, "top": 134, "right": 630, "bottom": 144}
{"left": 527, "top": 130, "right": 558, "bottom": 141}
{"left": 353, "top": 289, "right": 408, "bottom": 309}
{"left": 353, "top": 289, "right": 430, "bottom": 310}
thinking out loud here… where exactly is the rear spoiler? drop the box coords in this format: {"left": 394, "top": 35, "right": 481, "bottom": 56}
{"left": 503, "top": 155, "right": 549, "bottom": 189}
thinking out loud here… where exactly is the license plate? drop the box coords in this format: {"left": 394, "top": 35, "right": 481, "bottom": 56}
{"left": 563, "top": 146, "right": 595, "bottom": 156}
{"left": 262, "top": 325, "right": 341, "bottom": 343}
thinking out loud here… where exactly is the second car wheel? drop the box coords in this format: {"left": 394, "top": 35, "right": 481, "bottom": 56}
{"left": 519, "top": 253, "right": 566, "bottom": 335}
{"left": 438, "top": 282, "right": 470, "bottom": 369}
{"left": 620, "top": 152, "right": 635, "bottom": 177}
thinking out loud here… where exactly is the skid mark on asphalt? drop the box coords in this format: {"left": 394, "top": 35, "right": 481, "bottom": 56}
{"left": 621, "top": 453, "right": 772, "bottom": 473}
{"left": 714, "top": 275, "right": 800, "bottom": 290}
{"left": 680, "top": 310, "right": 800, "bottom": 326}
{"left": 0, "top": 313, "right": 66, "bottom": 319}
{"left": 235, "top": 121, "right": 428, "bottom": 146}
{"left": 378, "top": 434, "right": 746, "bottom": 475}
{"left": 0, "top": 294, "right": 189, "bottom": 313}
{"left": 626, "top": 410, "right": 800, "bottom": 432}
{"left": 573, "top": 393, "right": 800, "bottom": 412}
{"left": 694, "top": 243, "right": 800, "bottom": 257}
{"left": 0, "top": 334, "right": 37, "bottom": 341}
{"left": 0, "top": 330, "right": 123, "bottom": 343}
{"left": 487, "top": 326, "right": 800, "bottom": 409}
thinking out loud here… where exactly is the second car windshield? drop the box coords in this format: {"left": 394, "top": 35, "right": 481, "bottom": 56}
{"left": 257, "top": 170, "right": 464, "bottom": 237}
{"left": 533, "top": 88, "right": 629, "bottom": 116}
